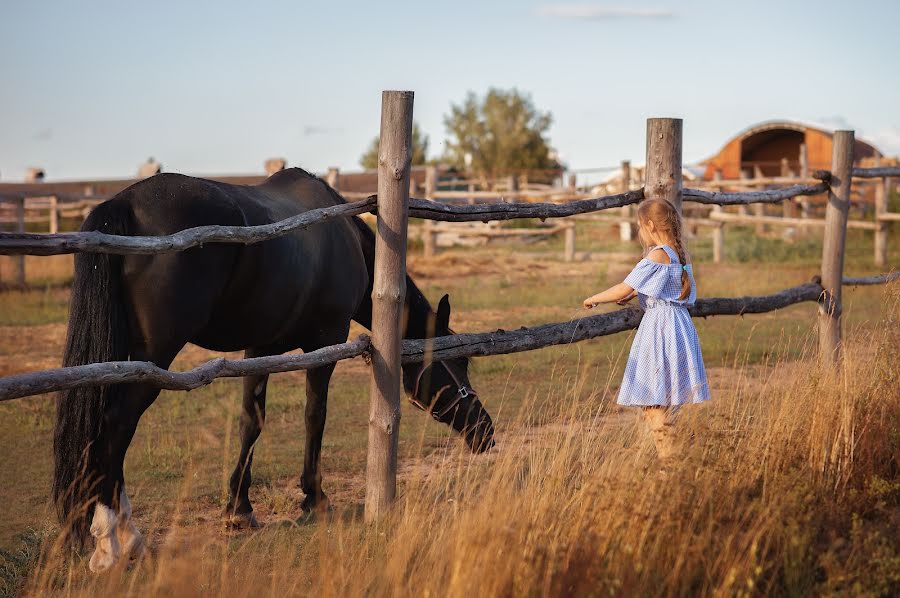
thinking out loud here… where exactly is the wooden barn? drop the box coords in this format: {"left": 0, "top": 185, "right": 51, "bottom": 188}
{"left": 701, "top": 120, "right": 882, "bottom": 180}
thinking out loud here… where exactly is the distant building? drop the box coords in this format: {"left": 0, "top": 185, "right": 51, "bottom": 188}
{"left": 265, "top": 158, "right": 287, "bottom": 175}
{"left": 138, "top": 158, "right": 162, "bottom": 178}
{"left": 702, "top": 120, "right": 882, "bottom": 179}
{"left": 25, "top": 167, "right": 45, "bottom": 183}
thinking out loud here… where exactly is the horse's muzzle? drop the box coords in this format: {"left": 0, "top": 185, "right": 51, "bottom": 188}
{"left": 462, "top": 400, "right": 496, "bottom": 453}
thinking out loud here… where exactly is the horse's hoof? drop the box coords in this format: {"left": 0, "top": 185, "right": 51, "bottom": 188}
{"left": 116, "top": 517, "right": 145, "bottom": 560}
{"left": 226, "top": 511, "right": 261, "bottom": 529}
{"left": 300, "top": 493, "right": 330, "bottom": 514}
{"left": 88, "top": 536, "right": 121, "bottom": 573}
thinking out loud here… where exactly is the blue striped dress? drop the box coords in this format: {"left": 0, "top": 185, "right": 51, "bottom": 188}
{"left": 616, "top": 244, "right": 711, "bottom": 407}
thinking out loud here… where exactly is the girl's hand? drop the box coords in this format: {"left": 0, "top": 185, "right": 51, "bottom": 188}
{"left": 583, "top": 297, "right": 597, "bottom": 309}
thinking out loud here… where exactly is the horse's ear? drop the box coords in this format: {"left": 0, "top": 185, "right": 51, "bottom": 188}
{"left": 436, "top": 294, "right": 451, "bottom": 332}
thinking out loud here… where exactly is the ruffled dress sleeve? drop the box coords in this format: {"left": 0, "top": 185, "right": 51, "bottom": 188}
{"left": 624, "top": 259, "right": 667, "bottom": 298}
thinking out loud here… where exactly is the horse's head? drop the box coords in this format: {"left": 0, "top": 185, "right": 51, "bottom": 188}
{"left": 403, "top": 295, "right": 495, "bottom": 453}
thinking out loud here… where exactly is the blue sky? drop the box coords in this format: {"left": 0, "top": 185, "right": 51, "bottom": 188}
{"left": 1, "top": 1, "right": 898, "bottom": 181}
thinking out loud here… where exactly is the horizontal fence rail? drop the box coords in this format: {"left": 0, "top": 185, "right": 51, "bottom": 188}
{"left": 843, "top": 271, "right": 900, "bottom": 285}
{"left": 852, "top": 166, "right": 900, "bottom": 178}
{"left": 682, "top": 182, "right": 830, "bottom": 205}
{"left": 1, "top": 178, "right": 859, "bottom": 256}
{"left": 408, "top": 189, "right": 644, "bottom": 222}
{"left": 2, "top": 274, "right": 896, "bottom": 402}
{"left": 0, "top": 197, "right": 377, "bottom": 256}
{"left": 0, "top": 336, "right": 371, "bottom": 402}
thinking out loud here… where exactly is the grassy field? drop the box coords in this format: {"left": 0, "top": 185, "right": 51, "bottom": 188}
{"left": 0, "top": 222, "right": 897, "bottom": 596}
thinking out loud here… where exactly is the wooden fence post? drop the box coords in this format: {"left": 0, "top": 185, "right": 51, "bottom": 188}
{"left": 564, "top": 224, "right": 576, "bottom": 262}
{"left": 712, "top": 170, "right": 724, "bottom": 264}
{"left": 423, "top": 166, "right": 438, "bottom": 258}
{"left": 799, "top": 144, "right": 811, "bottom": 230}
{"left": 819, "top": 130, "right": 854, "bottom": 366}
{"left": 752, "top": 165, "right": 766, "bottom": 234}
{"left": 49, "top": 196, "right": 59, "bottom": 234}
{"left": 619, "top": 160, "right": 633, "bottom": 241}
{"left": 507, "top": 175, "right": 518, "bottom": 196}
{"left": 365, "top": 91, "right": 413, "bottom": 522}
{"left": 645, "top": 118, "right": 683, "bottom": 214}
{"left": 14, "top": 197, "right": 26, "bottom": 286}
{"left": 874, "top": 174, "right": 888, "bottom": 268}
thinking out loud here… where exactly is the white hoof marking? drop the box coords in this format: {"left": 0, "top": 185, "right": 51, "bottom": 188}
{"left": 88, "top": 503, "right": 121, "bottom": 573}
{"left": 117, "top": 487, "right": 145, "bottom": 559}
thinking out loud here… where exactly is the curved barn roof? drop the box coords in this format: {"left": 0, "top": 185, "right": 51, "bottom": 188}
{"left": 705, "top": 119, "right": 881, "bottom": 162}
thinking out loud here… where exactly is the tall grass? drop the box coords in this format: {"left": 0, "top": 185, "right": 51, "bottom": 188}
{"left": 13, "top": 290, "right": 900, "bottom": 597}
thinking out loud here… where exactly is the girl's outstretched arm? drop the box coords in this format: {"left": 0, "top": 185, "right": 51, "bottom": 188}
{"left": 583, "top": 282, "right": 634, "bottom": 309}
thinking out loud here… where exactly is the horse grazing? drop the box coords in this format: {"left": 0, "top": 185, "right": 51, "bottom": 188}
{"left": 52, "top": 168, "right": 495, "bottom": 572}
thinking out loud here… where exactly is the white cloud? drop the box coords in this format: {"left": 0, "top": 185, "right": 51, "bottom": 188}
{"left": 33, "top": 128, "right": 53, "bottom": 141}
{"left": 303, "top": 125, "right": 342, "bottom": 136}
{"left": 868, "top": 126, "right": 900, "bottom": 156}
{"left": 814, "top": 115, "right": 854, "bottom": 131}
{"left": 537, "top": 4, "right": 675, "bottom": 20}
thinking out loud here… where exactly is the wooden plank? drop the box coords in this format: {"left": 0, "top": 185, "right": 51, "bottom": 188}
{"left": 564, "top": 224, "right": 576, "bottom": 262}
{"left": 365, "top": 90, "right": 413, "bottom": 522}
{"left": 14, "top": 198, "right": 25, "bottom": 285}
{"left": 711, "top": 170, "right": 724, "bottom": 264}
{"left": 874, "top": 176, "right": 888, "bottom": 267}
{"left": 422, "top": 166, "right": 438, "bottom": 258}
{"left": 707, "top": 211, "right": 877, "bottom": 230}
{"left": 48, "top": 196, "right": 59, "bottom": 234}
{"left": 619, "top": 160, "right": 633, "bottom": 241}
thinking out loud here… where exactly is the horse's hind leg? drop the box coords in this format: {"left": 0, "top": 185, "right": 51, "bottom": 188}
{"left": 89, "top": 383, "right": 161, "bottom": 571}
{"left": 226, "top": 349, "right": 270, "bottom": 528}
{"left": 89, "top": 335, "right": 183, "bottom": 571}
{"left": 299, "top": 361, "right": 336, "bottom": 513}
{"left": 299, "top": 323, "right": 350, "bottom": 513}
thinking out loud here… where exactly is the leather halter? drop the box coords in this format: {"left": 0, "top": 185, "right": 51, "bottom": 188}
{"left": 409, "top": 360, "right": 478, "bottom": 421}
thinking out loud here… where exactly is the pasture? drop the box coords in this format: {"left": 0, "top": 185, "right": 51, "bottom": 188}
{"left": 1, "top": 220, "right": 898, "bottom": 596}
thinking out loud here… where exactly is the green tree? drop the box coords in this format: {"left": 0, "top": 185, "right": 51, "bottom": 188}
{"left": 442, "top": 88, "right": 561, "bottom": 179}
{"left": 359, "top": 122, "right": 430, "bottom": 170}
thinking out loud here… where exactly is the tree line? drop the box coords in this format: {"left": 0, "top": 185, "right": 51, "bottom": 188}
{"left": 360, "top": 88, "right": 562, "bottom": 180}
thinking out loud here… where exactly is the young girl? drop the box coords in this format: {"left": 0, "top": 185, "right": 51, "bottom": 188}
{"left": 582, "top": 198, "right": 710, "bottom": 460}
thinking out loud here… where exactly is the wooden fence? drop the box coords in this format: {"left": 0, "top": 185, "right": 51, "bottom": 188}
{"left": 2, "top": 161, "right": 895, "bottom": 281}
{"left": 1, "top": 95, "right": 898, "bottom": 522}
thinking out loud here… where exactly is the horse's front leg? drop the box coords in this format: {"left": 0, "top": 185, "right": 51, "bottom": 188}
{"left": 299, "top": 361, "right": 336, "bottom": 513}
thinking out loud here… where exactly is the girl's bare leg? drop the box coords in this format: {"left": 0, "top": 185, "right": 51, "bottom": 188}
{"left": 642, "top": 406, "right": 677, "bottom": 460}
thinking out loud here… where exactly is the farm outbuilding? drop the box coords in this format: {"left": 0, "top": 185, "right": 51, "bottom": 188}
{"left": 701, "top": 120, "right": 882, "bottom": 179}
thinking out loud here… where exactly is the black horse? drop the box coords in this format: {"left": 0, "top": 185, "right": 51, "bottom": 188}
{"left": 52, "top": 168, "right": 494, "bottom": 572}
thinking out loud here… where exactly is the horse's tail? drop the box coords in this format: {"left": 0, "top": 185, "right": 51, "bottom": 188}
{"left": 53, "top": 199, "right": 133, "bottom": 547}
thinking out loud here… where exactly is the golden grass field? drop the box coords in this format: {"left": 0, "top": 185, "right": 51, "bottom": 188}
{"left": 0, "top": 222, "right": 898, "bottom": 596}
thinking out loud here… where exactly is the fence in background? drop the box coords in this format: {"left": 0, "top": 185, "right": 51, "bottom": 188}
{"left": 1, "top": 93, "right": 899, "bottom": 522}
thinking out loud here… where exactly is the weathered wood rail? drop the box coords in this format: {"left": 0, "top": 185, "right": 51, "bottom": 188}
{"left": 0, "top": 181, "right": 858, "bottom": 257}
{"left": 7, "top": 274, "right": 898, "bottom": 403}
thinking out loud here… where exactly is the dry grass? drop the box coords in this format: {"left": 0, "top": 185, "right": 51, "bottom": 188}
{"left": 11, "top": 288, "right": 899, "bottom": 597}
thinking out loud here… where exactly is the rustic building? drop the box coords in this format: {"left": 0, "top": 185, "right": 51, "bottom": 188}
{"left": 702, "top": 120, "right": 881, "bottom": 179}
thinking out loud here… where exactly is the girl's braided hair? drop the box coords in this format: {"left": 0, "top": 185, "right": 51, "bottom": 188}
{"left": 637, "top": 199, "right": 691, "bottom": 300}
